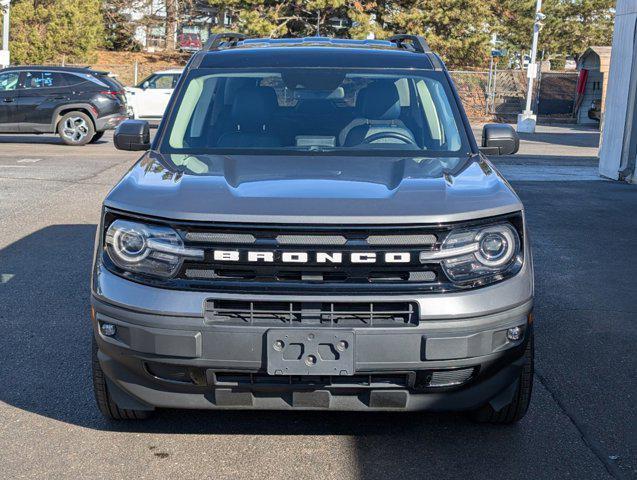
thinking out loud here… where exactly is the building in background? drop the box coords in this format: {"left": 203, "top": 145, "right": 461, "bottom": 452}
{"left": 599, "top": 0, "right": 637, "bottom": 182}
{"left": 126, "top": 0, "right": 231, "bottom": 51}
{"left": 574, "top": 46, "right": 611, "bottom": 125}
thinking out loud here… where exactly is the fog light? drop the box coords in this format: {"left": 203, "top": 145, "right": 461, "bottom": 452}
{"left": 101, "top": 323, "right": 117, "bottom": 337}
{"left": 506, "top": 326, "right": 522, "bottom": 341}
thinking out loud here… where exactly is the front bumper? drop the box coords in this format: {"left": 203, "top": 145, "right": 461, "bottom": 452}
{"left": 91, "top": 263, "right": 533, "bottom": 412}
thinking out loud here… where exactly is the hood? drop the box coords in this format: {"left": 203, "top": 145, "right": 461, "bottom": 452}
{"left": 104, "top": 152, "right": 523, "bottom": 224}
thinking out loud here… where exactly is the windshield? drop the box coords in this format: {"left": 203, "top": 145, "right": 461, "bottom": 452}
{"left": 160, "top": 68, "right": 471, "bottom": 157}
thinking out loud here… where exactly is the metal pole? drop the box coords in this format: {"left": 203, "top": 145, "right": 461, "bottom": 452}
{"left": 486, "top": 55, "right": 494, "bottom": 115}
{"left": 2, "top": 0, "right": 9, "bottom": 51}
{"left": 0, "top": 0, "right": 9, "bottom": 67}
{"left": 524, "top": 0, "right": 542, "bottom": 112}
{"left": 535, "top": 50, "right": 545, "bottom": 113}
{"left": 493, "top": 58, "right": 498, "bottom": 115}
{"left": 517, "top": 0, "right": 543, "bottom": 133}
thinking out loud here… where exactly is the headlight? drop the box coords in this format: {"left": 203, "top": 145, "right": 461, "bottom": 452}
{"left": 420, "top": 223, "right": 521, "bottom": 282}
{"left": 104, "top": 219, "right": 203, "bottom": 278}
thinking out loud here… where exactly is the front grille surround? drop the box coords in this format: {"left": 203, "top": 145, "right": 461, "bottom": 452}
{"left": 100, "top": 209, "right": 524, "bottom": 294}
{"left": 204, "top": 299, "right": 419, "bottom": 327}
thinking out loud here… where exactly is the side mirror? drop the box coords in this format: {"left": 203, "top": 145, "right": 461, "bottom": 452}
{"left": 114, "top": 120, "right": 150, "bottom": 151}
{"left": 480, "top": 124, "right": 520, "bottom": 155}
{"left": 141, "top": 81, "right": 150, "bottom": 90}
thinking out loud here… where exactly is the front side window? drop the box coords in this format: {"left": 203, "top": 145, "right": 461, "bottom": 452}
{"left": 141, "top": 74, "right": 178, "bottom": 89}
{"left": 162, "top": 68, "right": 469, "bottom": 158}
{"left": 0, "top": 72, "right": 19, "bottom": 91}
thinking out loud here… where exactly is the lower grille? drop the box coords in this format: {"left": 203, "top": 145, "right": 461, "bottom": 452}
{"left": 214, "top": 372, "right": 410, "bottom": 388}
{"left": 204, "top": 300, "right": 419, "bottom": 327}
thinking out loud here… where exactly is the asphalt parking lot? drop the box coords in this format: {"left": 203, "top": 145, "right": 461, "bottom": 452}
{"left": 0, "top": 126, "right": 635, "bottom": 479}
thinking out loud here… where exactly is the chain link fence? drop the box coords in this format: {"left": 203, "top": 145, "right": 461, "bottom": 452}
{"left": 450, "top": 70, "right": 529, "bottom": 118}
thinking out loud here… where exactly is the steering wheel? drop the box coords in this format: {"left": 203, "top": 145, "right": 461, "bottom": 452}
{"left": 361, "top": 131, "right": 417, "bottom": 145}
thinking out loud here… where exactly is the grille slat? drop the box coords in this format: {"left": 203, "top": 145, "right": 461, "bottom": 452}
{"left": 185, "top": 232, "right": 256, "bottom": 244}
{"left": 204, "top": 300, "right": 419, "bottom": 327}
{"left": 276, "top": 234, "right": 347, "bottom": 246}
{"left": 366, "top": 234, "right": 437, "bottom": 246}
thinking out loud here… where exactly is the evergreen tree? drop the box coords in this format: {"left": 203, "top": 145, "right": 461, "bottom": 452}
{"left": 376, "top": 0, "right": 494, "bottom": 67}
{"left": 10, "top": 0, "right": 104, "bottom": 64}
{"left": 541, "top": 0, "right": 615, "bottom": 59}
{"left": 493, "top": 0, "right": 615, "bottom": 64}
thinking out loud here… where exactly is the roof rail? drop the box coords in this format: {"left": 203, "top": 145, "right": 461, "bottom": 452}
{"left": 205, "top": 32, "right": 248, "bottom": 51}
{"left": 388, "top": 34, "right": 431, "bottom": 53}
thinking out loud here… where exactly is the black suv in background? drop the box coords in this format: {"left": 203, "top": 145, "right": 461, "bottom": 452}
{"left": 0, "top": 66, "right": 128, "bottom": 145}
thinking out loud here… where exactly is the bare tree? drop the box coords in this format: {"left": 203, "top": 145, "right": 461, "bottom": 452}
{"left": 165, "top": 0, "right": 178, "bottom": 50}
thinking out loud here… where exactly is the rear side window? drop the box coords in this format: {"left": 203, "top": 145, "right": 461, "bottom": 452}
{"left": 22, "top": 71, "right": 69, "bottom": 89}
{"left": 59, "top": 73, "right": 83, "bottom": 87}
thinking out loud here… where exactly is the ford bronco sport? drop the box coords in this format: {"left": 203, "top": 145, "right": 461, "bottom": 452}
{"left": 92, "top": 34, "right": 533, "bottom": 423}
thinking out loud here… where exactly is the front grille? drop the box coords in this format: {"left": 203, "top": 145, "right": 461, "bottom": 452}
{"left": 214, "top": 372, "right": 410, "bottom": 388}
{"left": 204, "top": 300, "right": 419, "bottom": 327}
{"left": 177, "top": 223, "right": 445, "bottom": 292}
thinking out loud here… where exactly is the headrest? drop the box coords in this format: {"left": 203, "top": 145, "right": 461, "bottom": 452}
{"left": 360, "top": 81, "right": 401, "bottom": 120}
{"left": 231, "top": 86, "right": 277, "bottom": 126}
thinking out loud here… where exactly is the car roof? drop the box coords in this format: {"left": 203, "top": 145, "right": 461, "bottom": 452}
{"left": 195, "top": 36, "right": 444, "bottom": 71}
{"left": 1, "top": 65, "right": 110, "bottom": 75}
{"left": 199, "top": 46, "right": 437, "bottom": 70}
{"left": 154, "top": 69, "right": 184, "bottom": 74}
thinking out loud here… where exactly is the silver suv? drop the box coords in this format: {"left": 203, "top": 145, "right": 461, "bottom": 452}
{"left": 91, "top": 34, "right": 533, "bottom": 424}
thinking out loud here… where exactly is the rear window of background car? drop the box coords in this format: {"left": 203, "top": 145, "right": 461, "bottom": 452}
{"left": 23, "top": 72, "right": 81, "bottom": 89}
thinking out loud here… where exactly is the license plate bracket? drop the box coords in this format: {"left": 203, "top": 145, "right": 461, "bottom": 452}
{"left": 266, "top": 329, "right": 355, "bottom": 376}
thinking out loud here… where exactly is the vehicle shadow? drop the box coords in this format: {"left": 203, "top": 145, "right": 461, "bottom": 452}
{"left": 0, "top": 224, "right": 503, "bottom": 436}
{"left": 0, "top": 224, "right": 610, "bottom": 478}
{"left": 0, "top": 134, "right": 110, "bottom": 146}
{"left": 516, "top": 129, "right": 600, "bottom": 148}
{"left": 0, "top": 134, "right": 67, "bottom": 145}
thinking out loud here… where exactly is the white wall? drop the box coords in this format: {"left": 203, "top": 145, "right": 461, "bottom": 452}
{"left": 598, "top": 0, "right": 637, "bottom": 182}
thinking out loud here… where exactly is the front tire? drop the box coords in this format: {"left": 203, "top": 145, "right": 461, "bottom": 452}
{"left": 57, "top": 111, "right": 95, "bottom": 146}
{"left": 89, "top": 131, "right": 105, "bottom": 143}
{"left": 92, "top": 337, "right": 151, "bottom": 420}
{"left": 470, "top": 331, "right": 534, "bottom": 424}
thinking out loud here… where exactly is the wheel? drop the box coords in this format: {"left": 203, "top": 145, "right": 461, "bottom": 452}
{"left": 57, "top": 111, "right": 95, "bottom": 146}
{"left": 470, "top": 332, "right": 534, "bottom": 424}
{"left": 89, "top": 131, "right": 105, "bottom": 143}
{"left": 92, "top": 336, "right": 151, "bottom": 420}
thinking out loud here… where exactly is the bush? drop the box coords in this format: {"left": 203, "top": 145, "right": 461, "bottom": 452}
{"left": 9, "top": 0, "right": 104, "bottom": 64}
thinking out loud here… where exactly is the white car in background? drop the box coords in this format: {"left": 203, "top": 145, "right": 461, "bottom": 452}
{"left": 125, "top": 69, "right": 183, "bottom": 120}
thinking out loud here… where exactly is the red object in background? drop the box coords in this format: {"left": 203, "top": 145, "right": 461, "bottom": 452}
{"left": 178, "top": 33, "right": 202, "bottom": 52}
{"left": 576, "top": 69, "right": 589, "bottom": 95}
{"left": 573, "top": 68, "right": 589, "bottom": 115}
